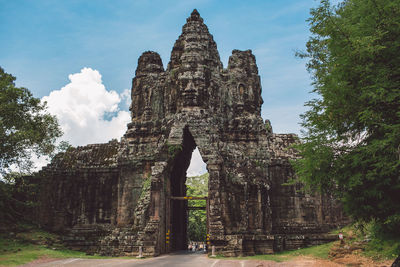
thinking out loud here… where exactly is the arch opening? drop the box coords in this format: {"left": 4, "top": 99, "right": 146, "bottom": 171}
{"left": 166, "top": 127, "right": 208, "bottom": 252}
{"left": 186, "top": 173, "right": 208, "bottom": 249}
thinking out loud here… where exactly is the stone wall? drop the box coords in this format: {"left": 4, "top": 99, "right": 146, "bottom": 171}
{"left": 268, "top": 131, "right": 348, "bottom": 251}
{"left": 37, "top": 140, "right": 120, "bottom": 231}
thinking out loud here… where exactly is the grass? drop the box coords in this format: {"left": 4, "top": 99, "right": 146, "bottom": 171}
{"left": 215, "top": 242, "right": 334, "bottom": 262}
{"left": 0, "top": 224, "right": 136, "bottom": 266}
{"left": 0, "top": 235, "right": 111, "bottom": 266}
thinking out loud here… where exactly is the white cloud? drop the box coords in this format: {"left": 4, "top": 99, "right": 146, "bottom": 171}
{"left": 187, "top": 148, "right": 207, "bottom": 177}
{"left": 42, "top": 67, "right": 130, "bottom": 147}
{"left": 120, "top": 88, "right": 131, "bottom": 109}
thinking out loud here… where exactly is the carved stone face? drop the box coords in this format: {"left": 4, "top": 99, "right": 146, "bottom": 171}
{"left": 180, "top": 71, "right": 205, "bottom": 107}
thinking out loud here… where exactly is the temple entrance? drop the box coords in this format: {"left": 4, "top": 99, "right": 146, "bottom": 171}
{"left": 165, "top": 127, "right": 208, "bottom": 253}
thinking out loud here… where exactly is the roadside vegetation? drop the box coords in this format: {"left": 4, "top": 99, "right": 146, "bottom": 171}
{"left": 291, "top": 0, "right": 399, "bottom": 263}
{"left": 293, "top": 0, "right": 400, "bottom": 235}
{"left": 330, "top": 222, "right": 400, "bottom": 261}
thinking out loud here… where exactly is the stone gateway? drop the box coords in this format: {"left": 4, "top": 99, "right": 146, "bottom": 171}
{"left": 35, "top": 10, "right": 346, "bottom": 256}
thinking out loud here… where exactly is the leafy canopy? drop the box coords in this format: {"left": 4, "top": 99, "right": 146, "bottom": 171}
{"left": 0, "top": 67, "right": 62, "bottom": 175}
{"left": 293, "top": 0, "right": 400, "bottom": 234}
{"left": 186, "top": 173, "right": 208, "bottom": 242}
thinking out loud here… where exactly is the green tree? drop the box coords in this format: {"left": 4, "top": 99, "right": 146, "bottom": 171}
{"left": 0, "top": 67, "right": 62, "bottom": 175}
{"left": 186, "top": 173, "right": 208, "bottom": 242}
{"left": 0, "top": 172, "right": 39, "bottom": 226}
{"left": 293, "top": 0, "right": 400, "bottom": 236}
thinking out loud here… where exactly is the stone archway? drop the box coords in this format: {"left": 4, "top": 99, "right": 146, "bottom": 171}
{"left": 114, "top": 9, "right": 273, "bottom": 256}
{"left": 166, "top": 126, "right": 196, "bottom": 252}
{"left": 35, "top": 9, "right": 348, "bottom": 258}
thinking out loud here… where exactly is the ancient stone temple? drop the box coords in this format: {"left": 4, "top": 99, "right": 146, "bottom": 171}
{"left": 34, "top": 10, "right": 346, "bottom": 256}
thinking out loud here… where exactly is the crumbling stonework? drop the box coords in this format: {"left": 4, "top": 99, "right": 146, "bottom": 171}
{"left": 267, "top": 130, "right": 348, "bottom": 251}
{"left": 35, "top": 9, "right": 347, "bottom": 257}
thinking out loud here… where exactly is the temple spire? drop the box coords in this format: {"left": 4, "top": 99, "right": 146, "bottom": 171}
{"left": 191, "top": 9, "right": 200, "bottom": 19}
{"left": 168, "top": 9, "right": 222, "bottom": 72}
{"left": 186, "top": 8, "right": 203, "bottom": 23}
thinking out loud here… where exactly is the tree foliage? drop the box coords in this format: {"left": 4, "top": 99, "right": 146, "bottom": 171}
{"left": 0, "top": 67, "right": 62, "bottom": 175}
{"left": 0, "top": 172, "right": 40, "bottom": 226}
{"left": 186, "top": 173, "right": 208, "bottom": 242}
{"left": 293, "top": 0, "right": 400, "bottom": 235}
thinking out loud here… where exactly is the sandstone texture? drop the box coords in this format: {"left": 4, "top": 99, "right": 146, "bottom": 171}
{"left": 34, "top": 10, "right": 347, "bottom": 256}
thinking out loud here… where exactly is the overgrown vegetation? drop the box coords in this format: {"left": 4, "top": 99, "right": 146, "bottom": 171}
{"left": 292, "top": 0, "right": 400, "bottom": 239}
{"left": 0, "top": 173, "right": 40, "bottom": 228}
{"left": 341, "top": 222, "right": 400, "bottom": 261}
{"left": 186, "top": 173, "right": 208, "bottom": 242}
{"left": 138, "top": 176, "right": 152, "bottom": 202}
{"left": 166, "top": 142, "right": 183, "bottom": 157}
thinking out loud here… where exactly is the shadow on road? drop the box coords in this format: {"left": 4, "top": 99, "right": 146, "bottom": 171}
{"left": 171, "top": 250, "right": 207, "bottom": 255}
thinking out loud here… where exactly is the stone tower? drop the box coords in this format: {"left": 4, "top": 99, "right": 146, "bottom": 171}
{"left": 35, "top": 10, "right": 346, "bottom": 257}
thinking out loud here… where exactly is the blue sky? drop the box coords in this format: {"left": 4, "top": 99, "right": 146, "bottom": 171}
{"left": 0, "top": 0, "right": 321, "bottom": 174}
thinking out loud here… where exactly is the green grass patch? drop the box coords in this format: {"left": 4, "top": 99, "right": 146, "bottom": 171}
{"left": 0, "top": 224, "right": 144, "bottom": 267}
{"left": 0, "top": 224, "right": 151, "bottom": 266}
{"left": 0, "top": 235, "right": 111, "bottom": 266}
{"left": 214, "top": 242, "right": 334, "bottom": 262}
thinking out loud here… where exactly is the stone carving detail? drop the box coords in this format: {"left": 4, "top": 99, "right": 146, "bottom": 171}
{"left": 34, "top": 9, "right": 347, "bottom": 257}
